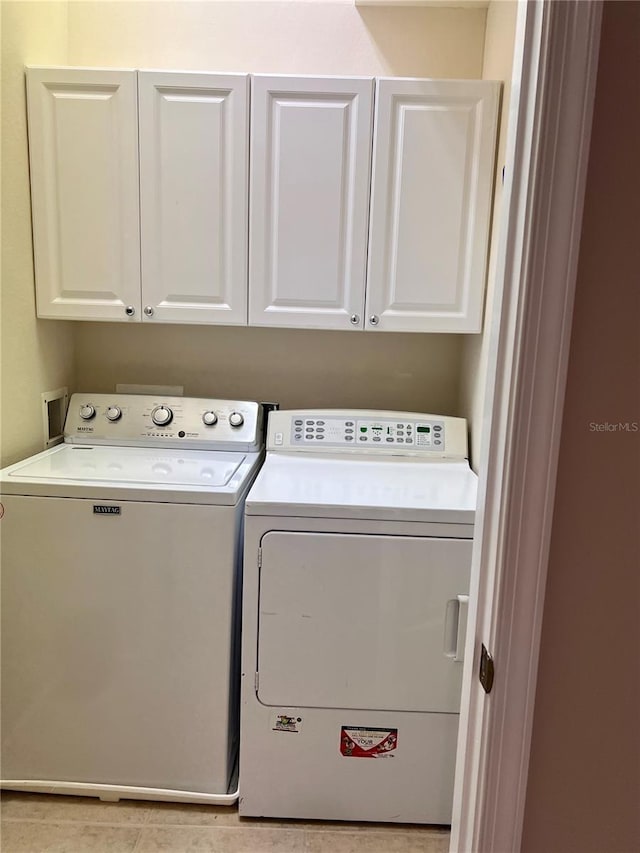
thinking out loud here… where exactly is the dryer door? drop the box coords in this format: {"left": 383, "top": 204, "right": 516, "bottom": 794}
{"left": 257, "top": 531, "right": 472, "bottom": 713}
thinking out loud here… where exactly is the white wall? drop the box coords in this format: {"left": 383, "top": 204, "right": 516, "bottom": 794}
{"left": 75, "top": 324, "right": 463, "bottom": 414}
{"left": 67, "top": 1, "right": 485, "bottom": 76}
{"left": 0, "top": 2, "right": 75, "bottom": 467}
{"left": 67, "top": 0, "right": 486, "bottom": 415}
{"left": 458, "top": 0, "right": 518, "bottom": 469}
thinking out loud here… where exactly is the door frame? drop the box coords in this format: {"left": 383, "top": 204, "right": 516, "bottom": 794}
{"left": 451, "top": 2, "right": 603, "bottom": 851}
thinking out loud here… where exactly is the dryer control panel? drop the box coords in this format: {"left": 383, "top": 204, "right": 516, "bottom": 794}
{"left": 64, "top": 394, "right": 264, "bottom": 451}
{"left": 267, "top": 410, "right": 468, "bottom": 459}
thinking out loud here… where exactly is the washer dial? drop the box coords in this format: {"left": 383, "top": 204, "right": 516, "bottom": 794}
{"left": 151, "top": 405, "right": 173, "bottom": 426}
{"left": 106, "top": 406, "right": 122, "bottom": 422}
{"left": 79, "top": 404, "right": 95, "bottom": 420}
{"left": 202, "top": 411, "right": 218, "bottom": 426}
{"left": 229, "top": 411, "right": 244, "bottom": 428}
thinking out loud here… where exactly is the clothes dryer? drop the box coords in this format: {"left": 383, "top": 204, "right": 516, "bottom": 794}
{"left": 239, "top": 409, "right": 476, "bottom": 824}
{"left": 1, "top": 394, "right": 264, "bottom": 804}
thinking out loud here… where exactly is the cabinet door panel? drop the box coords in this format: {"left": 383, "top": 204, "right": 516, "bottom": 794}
{"left": 27, "top": 68, "right": 140, "bottom": 321}
{"left": 250, "top": 76, "right": 373, "bottom": 329}
{"left": 366, "top": 79, "right": 500, "bottom": 333}
{"left": 139, "top": 72, "right": 249, "bottom": 324}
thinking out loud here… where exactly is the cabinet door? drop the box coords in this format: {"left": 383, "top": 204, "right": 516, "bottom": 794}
{"left": 27, "top": 68, "right": 141, "bottom": 322}
{"left": 366, "top": 79, "right": 500, "bottom": 333}
{"left": 249, "top": 76, "right": 373, "bottom": 330}
{"left": 139, "top": 72, "right": 249, "bottom": 325}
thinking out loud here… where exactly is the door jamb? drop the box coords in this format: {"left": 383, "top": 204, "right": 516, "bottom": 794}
{"left": 451, "top": 2, "right": 603, "bottom": 851}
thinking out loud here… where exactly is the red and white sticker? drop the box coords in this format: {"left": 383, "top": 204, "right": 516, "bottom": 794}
{"left": 340, "top": 726, "right": 398, "bottom": 758}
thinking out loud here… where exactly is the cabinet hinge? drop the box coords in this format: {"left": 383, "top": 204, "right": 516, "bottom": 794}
{"left": 257, "top": 547, "right": 262, "bottom": 569}
{"left": 479, "top": 643, "right": 495, "bottom": 694}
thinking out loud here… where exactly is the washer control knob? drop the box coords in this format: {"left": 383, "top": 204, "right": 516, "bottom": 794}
{"left": 106, "top": 406, "right": 122, "bottom": 422}
{"left": 202, "top": 411, "right": 218, "bottom": 426}
{"left": 79, "top": 404, "right": 96, "bottom": 420}
{"left": 229, "top": 411, "right": 244, "bottom": 428}
{"left": 151, "top": 405, "right": 173, "bottom": 426}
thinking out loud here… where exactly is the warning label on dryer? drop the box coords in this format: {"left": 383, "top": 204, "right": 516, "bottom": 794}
{"left": 272, "top": 713, "right": 303, "bottom": 733}
{"left": 340, "top": 726, "right": 398, "bottom": 758}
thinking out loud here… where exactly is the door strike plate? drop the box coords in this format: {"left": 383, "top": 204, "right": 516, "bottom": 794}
{"left": 479, "top": 643, "right": 494, "bottom": 694}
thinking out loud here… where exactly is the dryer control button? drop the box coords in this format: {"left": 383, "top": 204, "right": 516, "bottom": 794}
{"left": 202, "top": 411, "right": 218, "bottom": 426}
{"left": 229, "top": 412, "right": 244, "bottom": 428}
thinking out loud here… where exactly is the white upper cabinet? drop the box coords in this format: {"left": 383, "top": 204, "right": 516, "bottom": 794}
{"left": 249, "top": 76, "right": 374, "bottom": 330}
{"left": 138, "top": 72, "right": 249, "bottom": 325}
{"left": 27, "top": 67, "right": 141, "bottom": 321}
{"left": 366, "top": 78, "right": 500, "bottom": 333}
{"left": 27, "top": 69, "right": 499, "bottom": 333}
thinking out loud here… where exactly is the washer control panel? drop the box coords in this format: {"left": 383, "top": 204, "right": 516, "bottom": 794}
{"left": 64, "top": 394, "right": 263, "bottom": 451}
{"left": 268, "top": 410, "right": 468, "bottom": 459}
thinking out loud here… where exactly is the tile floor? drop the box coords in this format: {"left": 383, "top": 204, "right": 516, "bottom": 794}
{"left": 0, "top": 792, "right": 450, "bottom": 852}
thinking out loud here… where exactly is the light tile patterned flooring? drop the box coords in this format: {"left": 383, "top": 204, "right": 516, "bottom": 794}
{"left": 0, "top": 792, "right": 450, "bottom": 852}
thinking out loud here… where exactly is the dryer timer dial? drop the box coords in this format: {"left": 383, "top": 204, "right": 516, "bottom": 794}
{"left": 229, "top": 412, "right": 244, "bottom": 428}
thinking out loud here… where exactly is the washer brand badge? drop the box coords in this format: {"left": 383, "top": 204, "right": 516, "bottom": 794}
{"left": 93, "top": 505, "right": 121, "bottom": 515}
{"left": 77, "top": 426, "right": 94, "bottom": 432}
{"left": 340, "top": 726, "right": 398, "bottom": 758}
{"left": 272, "top": 713, "right": 303, "bottom": 734}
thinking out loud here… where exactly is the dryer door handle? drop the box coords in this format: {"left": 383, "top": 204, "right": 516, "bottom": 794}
{"left": 443, "top": 594, "right": 470, "bottom": 662}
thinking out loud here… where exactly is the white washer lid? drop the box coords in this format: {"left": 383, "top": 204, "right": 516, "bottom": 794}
{"left": 1, "top": 445, "right": 263, "bottom": 505}
{"left": 245, "top": 453, "right": 477, "bottom": 524}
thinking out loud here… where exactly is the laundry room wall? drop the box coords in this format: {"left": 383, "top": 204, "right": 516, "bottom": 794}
{"left": 0, "top": 2, "right": 76, "bottom": 467}
{"left": 67, "top": 0, "right": 487, "bottom": 416}
{"left": 458, "top": 0, "right": 519, "bottom": 470}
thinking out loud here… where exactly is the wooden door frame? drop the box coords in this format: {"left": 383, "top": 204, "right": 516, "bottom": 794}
{"left": 451, "top": 2, "right": 603, "bottom": 851}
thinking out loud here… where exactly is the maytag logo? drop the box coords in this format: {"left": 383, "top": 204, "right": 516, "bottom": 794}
{"left": 77, "top": 426, "right": 94, "bottom": 432}
{"left": 93, "top": 505, "right": 121, "bottom": 515}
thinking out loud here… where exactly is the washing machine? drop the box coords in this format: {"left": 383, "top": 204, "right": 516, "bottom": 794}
{"left": 239, "top": 409, "right": 477, "bottom": 824}
{"left": 0, "top": 393, "right": 264, "bottom": 804}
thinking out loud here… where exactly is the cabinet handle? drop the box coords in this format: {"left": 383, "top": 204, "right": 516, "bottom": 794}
{"left": 125, "top": 306, "right": 135, "bottom": 317}
{"left": 144, "top": 306, "right": 154, "bottom": 317}
{"left": 369, "top": 314, "right": 379, "bottom": 326}
{"left": 350, "top": 314, "right": 360, "bottom": 325}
